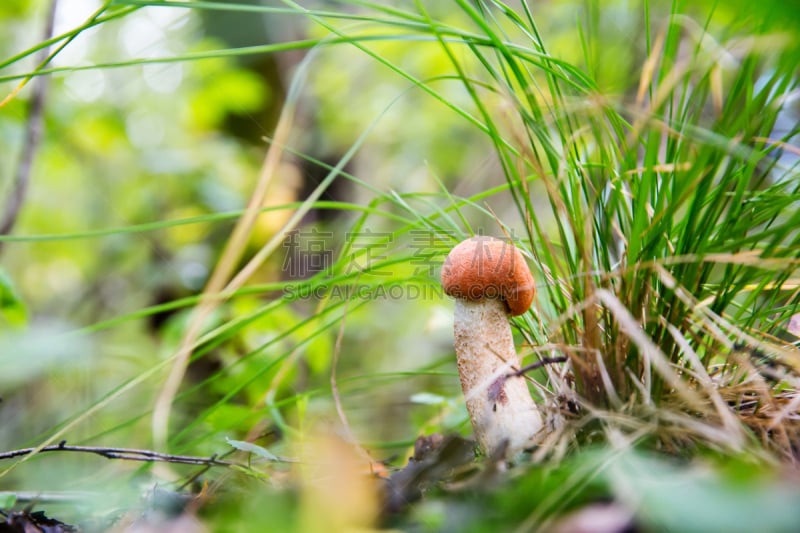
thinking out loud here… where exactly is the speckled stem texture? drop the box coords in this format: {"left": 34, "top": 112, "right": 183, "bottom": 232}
{"left": 453, "top": 298, "right": 543, "bottom": 457}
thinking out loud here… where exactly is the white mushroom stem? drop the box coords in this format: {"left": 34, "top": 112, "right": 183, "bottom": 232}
{"left": 453, "top": 298, "right": 543, "bottom": 456}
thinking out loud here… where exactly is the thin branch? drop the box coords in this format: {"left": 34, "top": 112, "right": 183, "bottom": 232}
{"left": 0, "top": 0, "right": 58, "bottom": 251}
{"left": 509, "top": 356, "right": 568, "bottom": 378}
{"left": 0, "top": 442, "right": 247, "bottom": 468}
{"left": 176, "top": 446, "right": 239, "bottom": 492}
{"left": 489, "top": 357, "right": 567, "bottom": 404}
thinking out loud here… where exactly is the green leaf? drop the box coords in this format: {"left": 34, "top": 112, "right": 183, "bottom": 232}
{"left": 0, "top": 268, "right": 27, "bottom": 328}
{"left": 607, "top": 452, "right": 800, "bottom": 533}
{"left": 0, "top": 492, "right": 17, "bottom": 509}
{"left": 410, "top": 392, "right": 448, "bottom": 405}
{"left": 225, "top": 437, "right": 280, "bottom": 462}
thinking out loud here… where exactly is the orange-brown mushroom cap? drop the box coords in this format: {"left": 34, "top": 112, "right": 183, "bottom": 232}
{"left": 441, "top": 236, "right": 535, "bottom": 316}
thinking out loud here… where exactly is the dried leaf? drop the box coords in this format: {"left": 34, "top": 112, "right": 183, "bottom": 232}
{"left": 382, "top": 434, "right": 476, "bottom": 515}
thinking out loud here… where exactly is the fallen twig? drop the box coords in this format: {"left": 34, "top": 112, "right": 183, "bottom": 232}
{"left": 0, "top": 441, "right": 246, "bottom": 467}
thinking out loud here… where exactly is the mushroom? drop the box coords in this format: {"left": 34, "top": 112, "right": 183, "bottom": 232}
{"left": 441, "top": 236, "right": 543, "bottom": 456}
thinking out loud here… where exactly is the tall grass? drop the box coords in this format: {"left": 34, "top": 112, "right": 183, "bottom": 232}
{"left": 344, "top": 0, "right": 800, "bottom": 459}
{"left": 271, "top": 0, "right": 798, "bottom": 459}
